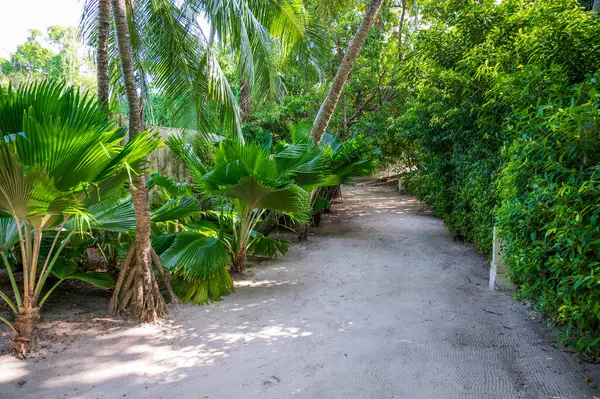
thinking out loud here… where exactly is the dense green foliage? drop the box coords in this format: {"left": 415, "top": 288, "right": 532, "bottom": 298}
{"left": 158, "top": 129, "right": 377, "bottom": 304}
{"left": 395, "top": 0, "right": 600, "bottom": 355}
{"left": 496, "top": 74, "right": 600, "bottom": 355}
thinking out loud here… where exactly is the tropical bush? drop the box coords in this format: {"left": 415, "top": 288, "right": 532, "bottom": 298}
{"left": 496, "top": 74, "right": 600, "bottom": 356}
{"left": 0, "top": 81, "right": 160, "bottom": 355}
{"left": 155, "top": 136, "right": 310, "bottom": 303}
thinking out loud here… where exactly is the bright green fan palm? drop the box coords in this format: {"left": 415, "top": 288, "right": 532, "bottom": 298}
{"left": 0, "top": 81, "right": 160, "bottom": 355}
{"left": 200, "top": 140, "right": 309, "bottom": 269}
{"left": 168, "top": 135, "right": 309, "bottom": 273}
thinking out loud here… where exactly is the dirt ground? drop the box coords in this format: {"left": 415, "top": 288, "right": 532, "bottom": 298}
{"left": 1, "top": 183, "right": 600, "bottom": 399}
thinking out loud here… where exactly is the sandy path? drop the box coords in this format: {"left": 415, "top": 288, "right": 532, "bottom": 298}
{"left": 1, "top": 183, "right": 600, "bottom": 399}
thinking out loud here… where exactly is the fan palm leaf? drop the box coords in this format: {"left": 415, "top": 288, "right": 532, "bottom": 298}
{"left": 153, "top": 230, "right": 233, "bottom": 304}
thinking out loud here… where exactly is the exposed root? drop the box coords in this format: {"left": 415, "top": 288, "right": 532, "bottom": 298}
{"left": 110, "top": 244, "right": 168, "bottom": 322}
{"left": 151, "top": 249, "right": 180, "bottom": 304}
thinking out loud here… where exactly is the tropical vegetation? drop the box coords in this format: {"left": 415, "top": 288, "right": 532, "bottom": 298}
{"left": 0, "top": 0, "right": 599, "bottom": 360}
{"left": 394, "top": 0, "right": 600, "bottom": 356}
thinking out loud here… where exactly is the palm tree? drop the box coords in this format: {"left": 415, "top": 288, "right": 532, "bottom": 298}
{"left": 310, "top": 0, "right": 386, "bottom": 144}
{"left": 258, "top": 125, "right": 379, "bottom": 237}
{"left": 0, "top": 81, "right": 160, "bottom": 356}
{"left": 96, "top": 0, "right": 111, "bottom": 108}
{"left": 82, "top": 0, "right": 315, "bottom": 139}
{"left": 107, "top": 0, "right": 169, "bottom": 322}
{"left": 169, "top": 137, "right": 309, "bottom": 272}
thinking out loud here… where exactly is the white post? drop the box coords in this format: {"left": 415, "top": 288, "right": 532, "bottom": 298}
{"left": 398, "top": 179, "right": 407, "bottom": 194}
{"left": 490, "top": 227, "right": 510, "bottom": 290}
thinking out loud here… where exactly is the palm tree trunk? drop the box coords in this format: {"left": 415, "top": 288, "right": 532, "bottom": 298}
{"left": 110, "top": 0, "right": 166, "bottom": 322}
{"left": 398, "top": 0, "right": 407, "bottom": 62}
{"left": 336, "top": 39, "right": 347, "bottom": 137}
{"left": 309, "top": 0, "right": 385, "bottom": 144}
{"left": 111, "top": 0, "right": 141, "bottom": 137}
{"left": 232, "top": 248, "right": 247, "bottom": 273}
{"left": 11, "top": 305, "right": 39, "bottom": 357}
{"left": 97, "top": 0, "right": 111, "bottom": 108}
{"left": 240, "top": 77, "right": 251, "bottom": 122}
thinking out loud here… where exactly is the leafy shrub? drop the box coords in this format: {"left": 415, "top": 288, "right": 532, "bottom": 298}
{"left": 399, "top": 0, "right": 600, "bottom": 355}
{"left": 496, "top": 74, "right": 600, "bottom": 355}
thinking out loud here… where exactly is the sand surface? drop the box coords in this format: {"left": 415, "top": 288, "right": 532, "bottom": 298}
{"left": 1, "top": 183, "right": 600, "bottom": 398}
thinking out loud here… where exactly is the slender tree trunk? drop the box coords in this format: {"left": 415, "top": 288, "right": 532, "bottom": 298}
{"left": 336, "top": 40, "right": 347, "bottom": 137}
{"left": 111, "top": 0, "right": 141, "bottom": 136}
{"left": 240, "top": 77, "right": 251, "bottom": 122}
{"left": 594, "top": 0, "right": 600, "bottom": 12}
{"left": 310, "top": 0, "right": 385, "bottom": 144}
{"left": 398, "top": 0, "right": 407, "bottom": 62}
{"left": 97, "top": 0, "right": 111, "bottom": 108}
{"left": 297, "top": 222, "right": 309, "bottom": 241}
{"left": 110, "top": 0, "right": 167, "bottom": 322}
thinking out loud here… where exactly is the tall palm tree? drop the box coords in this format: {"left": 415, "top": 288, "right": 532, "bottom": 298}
{"left": 108, "top": 0, "right": 167, "bottom": 322}
{"left": 82, "top": 0, "right": 315, "bottom": 140}
{"left": 96, "top": 0, "right": 111, "bottom": 108}
{"left": 310, "top": 0, "right": 386, "bottom": 144}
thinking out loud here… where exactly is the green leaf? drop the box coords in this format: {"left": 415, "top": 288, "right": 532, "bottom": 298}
{"left": 226, "top": 176, "right": 308, "bottom": 214}
{"left": 156, "top": 231, "right": 231, "bottom": 281}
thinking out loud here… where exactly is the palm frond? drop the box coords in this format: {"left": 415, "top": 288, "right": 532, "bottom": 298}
{"left": 249, "top": 230, "right": 290, "bottom": 257}
{"left": 66, "top": 197, "right": 136, "bottom": 233}
{"left": 0, "top": 218, "right": 20, "bottom": 252}
{"left": 226, "top": 176, "right": 308, "bottom": 214}
{"left": 154, "top": 230, "right": 233, "bottom": 304}
{"left": 273, "top": 142, "right": 327, "bottom": 190}
{"left": 166, "top": 134, "right": 208, "bottom": 183}
{"left": 171, "top": 267, "right": 233, "bottom": 305}
{"left": 0, "top": 81, "right": 160, "bottom": 224}
{"left": 50, "top": 262, "right": 115, "bottom": 289}
{"left": 151, "top": 197, "right": 200, "bottom": 223}
{"left": 147, "top": 172, "right": 193, "bottom": 197}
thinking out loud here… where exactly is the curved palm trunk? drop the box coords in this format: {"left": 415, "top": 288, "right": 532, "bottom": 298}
{"left": 309, "top": 0, "right": 385, "bottom": 144}
{"left": 97, "top": 0, "right": 111, "bottom": 108}
{"left": 240, "top": 77, "right": 251, "bottom": 122}
{"left": 398, "top": 0, "right": 407, "bottom": 62}
{"left": 109, "top": 0, "right": 167, "bottom": 322}
{"left": 336, "top": 39, "right": 347, "bottom": 137}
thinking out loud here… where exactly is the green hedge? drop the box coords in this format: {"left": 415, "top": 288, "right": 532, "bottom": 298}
{"left": 398, "top": 0, "right": 600, "bottom": 355}
{"left": 496, "top": 74, "right": 600, "bottom": 355}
